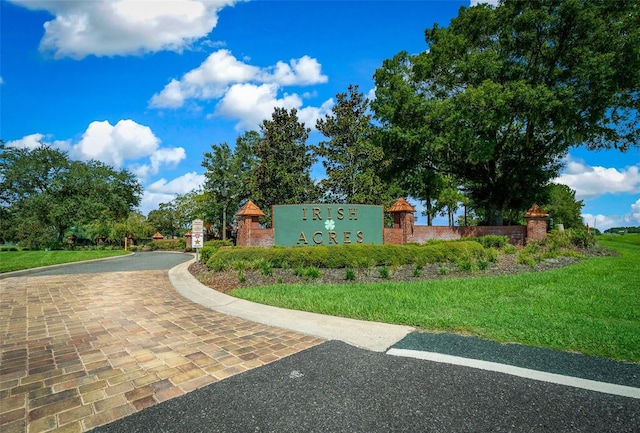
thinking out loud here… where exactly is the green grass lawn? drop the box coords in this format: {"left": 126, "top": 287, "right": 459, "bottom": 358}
{"left": 0, "top": 249, "right": 130, "bottom": 273}
{"left": 232, "top": 234, "right": 640, "bottom": 362}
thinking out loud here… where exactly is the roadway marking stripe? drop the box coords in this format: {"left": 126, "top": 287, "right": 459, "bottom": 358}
{"left": 386, "top": 348, "right": 640, "bottom": 399}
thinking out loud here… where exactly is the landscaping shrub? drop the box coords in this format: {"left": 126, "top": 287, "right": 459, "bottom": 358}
{"left": 205, "top": 241, "right": 488, "bottom": 271}
{"left": 568, "top": 228, "right": 596, "bottom": 248}
{"left": 200, "top": 239, "right": 234, "bottom": 263}
{"left": 344, "top": 267, "right": 356, "bottom": 280}
{"left": 474, "top": 235, "right": 509, "bottom": 249}
{"left": 379, "top": 267, "right": 391, "bottom": 279}
{"left": 204, "top": 239, "right": 234, "bottom": 248}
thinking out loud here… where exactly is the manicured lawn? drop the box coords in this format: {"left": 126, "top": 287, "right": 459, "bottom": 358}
{"left": 0, "top": 250, "right": 130, "bottom": 273}
{"left": 232, "top": 235, "right": 640, "bottom": 361}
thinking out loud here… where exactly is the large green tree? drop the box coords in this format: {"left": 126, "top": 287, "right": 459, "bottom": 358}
{"left": 252, "top": 107, "right": 319, "bottom": 220}
{"left": 542, "top": 183, "right": 584, "bottom": 229}
{"left": 315, "top": 85, "right": 390, "bottom": 204}
{"left": 147, "top": 202, "right": 181, "bottom": 238}
{"left": 373, "top": 0, "right": 639, "bottom": 225}
{"left": 0, "top": 142, "right": 141, "bottom": 246}
{"left": 202, "top": 131, "right": 258, "bottom": 239}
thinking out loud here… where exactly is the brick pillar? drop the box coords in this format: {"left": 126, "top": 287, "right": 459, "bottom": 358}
{"left": 235, "top": 200, "right": 265, "bottom": 247}
{"left": 524, "top": 204, "right": 549, "bottom": 244}
{"left": 388, "top": 198, "right": 416, "bottom": 245}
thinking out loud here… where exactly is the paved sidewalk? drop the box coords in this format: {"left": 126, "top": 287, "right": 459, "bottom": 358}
{"left": 0, "top": 270, "right": 324, "bottom": 432}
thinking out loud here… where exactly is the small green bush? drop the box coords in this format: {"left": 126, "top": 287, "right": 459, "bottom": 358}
{"left": 253, "top": 258, "right": 273, "bottom": 276}
{"left": 304, "top": 267, "right": 322, "bottom": 279}
{"left": 204, "top": 239, "right": 234, "bottom": 248}
{"left": 457, "top": 259, "right": 474, "bottom": 272}
{"left": 475, "top": 235, "right": 508, "bottom": 249}
{"left": 477, "top": 259, "right": 490, "bottom": 270}
{"left": 568, "top": 228, "right": 596, "bottom": 248}
{"left": 147, "top": 239, "right": 182, "bottom": 250}
{"left": 503, "top": 243, "right": 518, "bottom": 254}
{"left": 345, "top": 267, "right": 356, "bottom": 280}
{"left": 209, "top": 259, "right": 228, "bottom": 272}
{"left": 379, "top": 267, "right": 391, "bottom": 279}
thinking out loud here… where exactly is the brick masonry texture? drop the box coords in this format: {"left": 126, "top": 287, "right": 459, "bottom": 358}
{"left": 0, "top": 271, "right": 324, "bottom": 432}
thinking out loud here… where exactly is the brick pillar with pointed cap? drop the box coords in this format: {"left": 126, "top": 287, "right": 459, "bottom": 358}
{"left": 235, "top": 200, "right": 265, "bottom": 247}
{"left": 387, "top": 198, "right": 416, "bottom": 244}
{"left": 524, "top": 204, "right": 549, "bottom": 244}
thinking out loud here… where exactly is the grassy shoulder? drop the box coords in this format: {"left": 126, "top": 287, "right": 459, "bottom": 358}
{"left": 0, "top": 249, "right": 130, "bottom": 273}
{"left": 229, "top": 235, "right": 640, "bottom": 362}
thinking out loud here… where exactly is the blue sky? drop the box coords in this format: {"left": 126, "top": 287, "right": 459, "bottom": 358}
{"left": 2, "top": 0, "right": 638, "bottom": 231}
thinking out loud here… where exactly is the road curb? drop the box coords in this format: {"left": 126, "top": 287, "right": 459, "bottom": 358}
{"left": 168, "top": 259, "right": 415, "bottom": 352}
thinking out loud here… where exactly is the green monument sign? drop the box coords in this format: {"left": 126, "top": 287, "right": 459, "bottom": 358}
{"left": 273, "top": 204, "right": 383, "bottom": 246}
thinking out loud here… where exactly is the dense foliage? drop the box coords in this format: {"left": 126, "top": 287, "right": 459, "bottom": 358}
{"left": 372, "top": 0, "right": 639, "bottom": 225}
{"left": 251, "top": 108, "right": 319, "bottom": 222}
{"left": 205, "top": 240, "right": 492, "bottom": 270}
{"left": 314, "top": 85, "right": 392, "bottom": 205}
{"left": 0, "top": 142, "right": 142, "bottom": 247}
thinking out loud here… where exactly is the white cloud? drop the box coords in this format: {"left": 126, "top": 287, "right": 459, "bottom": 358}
{"left": 150, "top": 49, "right": 328, "bottom": 109}
{"left": 269, "top": 56, "right": 328, "bottom": 86}
{"left": 632, "top": 198, "right": 640, "bottom": 220}
{"left": 149, "top": 49, "right": 331, "bottom": 130}
{"left": 8, "top": 120, "right": 185, "bottom": 181}
{"left": 214, "top": 83, "right": 303, "bottom": 130}
{"left": 582, "top": 203, "right": 640, "bottom": 232}
{"left": 140, "top": 172, "right": 205, "bottom": 215}
{"left": 9, "top": 0, "right": 241, "bottom": 59}
{"left": 555, "top": 158, "right": 640, "bottom": 200}
{"left": 73, "top": 120, "right": 162, "bottom": 168}
{"left": 470, "top": 0, "right": 500, "bottom": 7}
{"left": 6, "top": 133, "right": 71, "bottom": 151}
{"left": 7, "top": 133, "right": 46, "bottom": 149}
{"left": 367, "top": 87, "right": 376, "bottom": 102}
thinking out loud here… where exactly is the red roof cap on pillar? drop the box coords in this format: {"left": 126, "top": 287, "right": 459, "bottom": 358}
{"left": 524, "top": 204, "right": 549, "bottom": 217}
{"left": 236, "top": 200, "right": 266, "bottom": 217}
{"left": 388, "top": 197, "right": 416, "bottom": 213}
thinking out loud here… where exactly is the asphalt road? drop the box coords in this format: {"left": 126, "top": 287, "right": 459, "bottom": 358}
{"left": 91, "top": 340, "right": 640, "bottom": 433}
{"left": 17, "top": 251, "right": 194, "bottom": 276}
{"left": 14, "top": 253, "right": 640, "bottom": 432}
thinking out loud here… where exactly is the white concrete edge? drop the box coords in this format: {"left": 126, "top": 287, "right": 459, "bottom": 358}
{"left": 168, "top": 260, "right": 415, "bottom": 352}
{"left": 387, "top": 348, "right": 640, "bottom": 399}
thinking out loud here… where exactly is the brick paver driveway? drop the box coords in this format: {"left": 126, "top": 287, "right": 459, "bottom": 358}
{"left": 0, "top": 269, "right": 324, "bottom": 432}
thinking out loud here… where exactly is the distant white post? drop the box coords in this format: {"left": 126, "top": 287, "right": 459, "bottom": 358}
{"left": 192, "top": 219, "right": 204, "bottom": 262}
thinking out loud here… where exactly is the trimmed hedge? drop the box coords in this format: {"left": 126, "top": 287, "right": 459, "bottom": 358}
{"left": 205, "top": 241, "right": 488, "bottom": 270}
{"left": 199, "top": 239, "right": 234, "bottom": 263}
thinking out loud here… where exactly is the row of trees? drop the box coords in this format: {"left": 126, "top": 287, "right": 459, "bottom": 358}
{"left": 2, "top": 1, "right": 636, "bottom": 245}
{"left": 190, "top": 0, "right": 637, "bottom": 235}
{"left": 0, "top": 141, "right": 143, "bottom": 247}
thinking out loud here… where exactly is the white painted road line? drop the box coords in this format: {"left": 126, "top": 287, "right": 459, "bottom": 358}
{"left": 387, "top": 348, "right": 640, "bottom": 399}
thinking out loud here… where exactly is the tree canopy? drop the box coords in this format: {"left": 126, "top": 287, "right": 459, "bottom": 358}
{"left": 542, "top": 183, "right": 584, "bottom": 230}
{"left": 202, "top": 131, "right": 258, "bottom": 239}
{"left": 0, "top": 141, "right": 142, "bottom": 247}
{"left": 315, "top": 85, "right": 391, "bottom": 204}
{"left": 373, "top": 0, "right": 639, "bottom": 225}
{"left": 251, "top": 107, "right": 319, "bottom": 220}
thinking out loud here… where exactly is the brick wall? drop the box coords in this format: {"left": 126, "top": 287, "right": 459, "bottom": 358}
{"left": 241, "top": 224, "right": 527, "bottom": 247}
{"left": 404, "top": 225, "right": 526, "bottom": 246}
{"left": 248, "top": 228, "right": 274, "bottom": 247}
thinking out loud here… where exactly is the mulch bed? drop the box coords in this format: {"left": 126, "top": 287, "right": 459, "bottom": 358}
{"left": 188, "top": 253, "right": 586, "bottom": 295}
